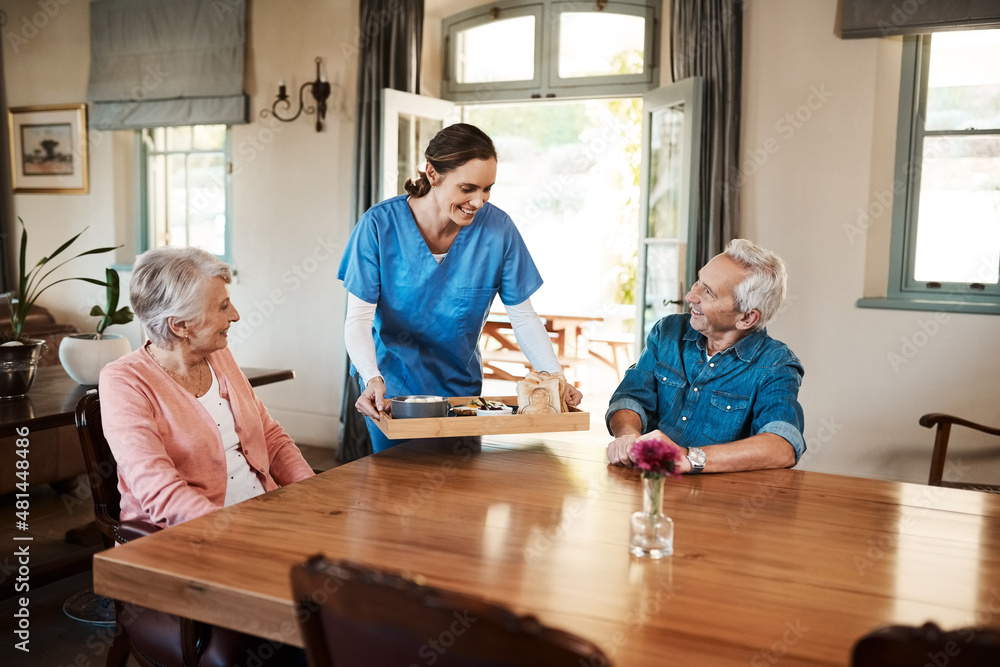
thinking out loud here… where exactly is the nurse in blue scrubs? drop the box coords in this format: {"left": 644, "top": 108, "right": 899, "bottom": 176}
{"left": 338, "top": 123, "right": 582, "bottom": 452}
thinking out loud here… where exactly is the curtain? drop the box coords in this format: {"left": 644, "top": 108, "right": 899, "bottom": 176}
{"left": 840, "top": 0, "right": 1000, "bottom": 38}
{"left": 671, "top": 0, "right": 742, "bottom": 270}
{"left": 0, "top": 37, "right": 14, "bottom": 294}
{"left": 339, "top": 0, "right": 424, "bottom": 463}
{"left": 87, "top": 0, "right": 248, "bottom": 130}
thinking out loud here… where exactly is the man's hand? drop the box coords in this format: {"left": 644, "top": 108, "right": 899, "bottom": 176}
{"left": 607, "top": 409, "right": 643, "bottom": 466}
{"left": 355, "top": 377, "right": 386, "bottom": 420}
{"left": 607, "top": 434, "right": 639, "bottom": 466}
{"left": 634, "top": 430, "right": 692, "bottom": 473}
{"left": 608, "top": 429, "right": 693, "bottom": 472}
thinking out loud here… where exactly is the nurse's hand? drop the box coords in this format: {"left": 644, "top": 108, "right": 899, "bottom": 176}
{"left": 356, "top": 377, "right": 387, "bottom": 420}
{"left": 564, "top": 384, "right": 583, "bottom": 408}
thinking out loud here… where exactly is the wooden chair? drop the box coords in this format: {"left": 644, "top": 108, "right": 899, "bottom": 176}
{"left": 75, "top": 389, "right": 301, "bottom": 667}
{"left": 583, "top": 331, "right": 634, "bottom": 381}
{"left": 920, "top": 413, "right": 1000, "bottom": 493}
{"left": 852, "top": 621, "right": 1000, "bottom": 666}
{"left": 291, "top": 555, "right": 612, "bottom": 667}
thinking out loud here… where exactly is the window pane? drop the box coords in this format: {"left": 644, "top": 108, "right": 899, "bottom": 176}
{"left": 456, "top": 16, "right": 535, "bottom": 83}
{"left": 648, "top": 105, "right": 684, "bottom": 240}
{"left": 148, "top": 154, "right": 167, "bottom": 246}
{"left": 643, "top": 243, "right": 682, "bottom": 340}
{"left": 926, "top": 30, "right": 1000, "bottom": 131}
{"left": 914, "top": 135, "right": 1000, "bottom": 284}
{"left": 396, "top": 114, "right": 442, "bottom": 195}
{"left": 166, "top": 154, "right": 189, "bottom": 246}
{"left": 559, "top": 12, "right": 645, "bottom": 78}
{"left": 143, "top": 125, "right": 230, "bottom": 261}
{"left": 167, "top": 126, "right": 192, "bottom": 151}
{"left": 193, "top": 125, "right": 226, "bottom": 150}
{"left": 187, "top": 154, "right": 226, "bottom": 256}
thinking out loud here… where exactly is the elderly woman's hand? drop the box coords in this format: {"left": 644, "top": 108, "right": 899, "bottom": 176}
{"left": 356, "top": 377, "right": 387, "bottom": 420}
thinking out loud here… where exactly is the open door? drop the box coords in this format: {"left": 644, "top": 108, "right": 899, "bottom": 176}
{"left": 635, "top": 77, "right": 704, "bottom": 353}
{"left": 380, "top": 89, "right": 456, "bottom": 200}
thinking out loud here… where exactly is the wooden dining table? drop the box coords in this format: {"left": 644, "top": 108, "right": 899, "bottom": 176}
{"left": 92, "top": 433, "right": 1000, "bottom": 666}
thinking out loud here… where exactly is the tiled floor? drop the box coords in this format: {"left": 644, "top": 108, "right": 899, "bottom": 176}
{"left": 0, "top": 444, "right": 340, "bottom": 667}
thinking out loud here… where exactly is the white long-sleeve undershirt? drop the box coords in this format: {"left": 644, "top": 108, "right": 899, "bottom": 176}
{"left": 343, "top": 293, "right": 562, "bottom": 387}
{"left": 343, "top": 294, "right": 381, "bottom": 385}
{"left": 504, "top": 299, "right": 562, "bottom": 374}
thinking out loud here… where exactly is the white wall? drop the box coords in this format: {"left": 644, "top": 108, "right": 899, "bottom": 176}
{"left": 3, "top": 0, "right": 997, "bottom": 479}
{"left": 2, "top": 0, "right": 356, "bottom": 447}
{"left": 743, "top": 0, "right": 1000, "bottom": 482}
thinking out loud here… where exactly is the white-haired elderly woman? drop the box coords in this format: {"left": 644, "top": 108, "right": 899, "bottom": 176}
{"left": 605, "top": 239, "right": 806, "bottom": 474}
{"left": 100, "top": 247, "right": 314, "bottom": 529}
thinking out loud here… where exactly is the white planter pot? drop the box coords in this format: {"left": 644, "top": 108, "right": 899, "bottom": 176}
{"left": 59, "top": 334, "right": 132, "bottom": 386}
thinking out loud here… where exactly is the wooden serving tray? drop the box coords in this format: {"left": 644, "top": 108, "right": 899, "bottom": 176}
{"left": 376, "top": 396, "right": 589, "bottom": 439}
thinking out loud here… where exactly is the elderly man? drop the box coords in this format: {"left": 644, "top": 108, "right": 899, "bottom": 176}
{"left": 606, "top": 239, "right": 805, "bottom": 473}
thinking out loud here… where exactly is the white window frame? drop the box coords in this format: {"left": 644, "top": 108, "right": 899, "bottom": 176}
{"left": 442, "top": 0, "right": 661, "bottom": 102}
{"left": 136, "top": 126, "right": 234, "bottom": 265}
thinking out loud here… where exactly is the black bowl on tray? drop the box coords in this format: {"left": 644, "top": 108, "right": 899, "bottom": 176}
{"left": 390, "top": 395, "right": 452, "bottom": 419}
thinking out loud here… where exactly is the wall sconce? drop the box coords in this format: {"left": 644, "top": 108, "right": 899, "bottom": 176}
{"left": 260, "top": 57, "right": 331, "bottom": 132}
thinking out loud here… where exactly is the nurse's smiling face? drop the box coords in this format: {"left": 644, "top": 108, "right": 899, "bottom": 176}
{"left": 426, "top": 158, "right": 497, "bottom": 227}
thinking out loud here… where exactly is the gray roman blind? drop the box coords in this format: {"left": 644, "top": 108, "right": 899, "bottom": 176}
{"left": 840, "top": 0, "right": 1000, "bottom": 38}
{"left": 87, "top": 0, "right": 249, "bottom": 130}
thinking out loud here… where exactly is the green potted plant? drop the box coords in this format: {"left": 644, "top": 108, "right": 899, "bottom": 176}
{"left": 0, "top": 218, "right": 118, "bottom": 398}
{"left": 58, "top": 268, "right": 135, "bottom": 385}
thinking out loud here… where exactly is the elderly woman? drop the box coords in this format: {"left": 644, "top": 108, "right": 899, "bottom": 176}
{"left": 100, "top": 246, "right": 314, "bottom": 528}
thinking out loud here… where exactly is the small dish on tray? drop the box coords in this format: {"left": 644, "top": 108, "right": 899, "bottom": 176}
{"left": 476, "top": 401, "right": 513, "bottom": 416}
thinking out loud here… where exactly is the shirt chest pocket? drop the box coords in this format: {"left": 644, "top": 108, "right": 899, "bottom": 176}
{"left": 654, "top": 363, "right": 686, "bottom": 416}
{"left": 702, "top": 391, "right": 751, "bottom": 443}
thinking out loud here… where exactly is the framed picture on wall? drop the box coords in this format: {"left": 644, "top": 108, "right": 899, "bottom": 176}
{"left": 8, "top": 104, "right": 89, "bottom": 194}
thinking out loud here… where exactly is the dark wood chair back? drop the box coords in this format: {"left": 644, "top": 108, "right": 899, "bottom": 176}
{"left": 291, "top": 555, "right": 612, "bottom": 667}
{"left": 75, "top": 389, "right": 122, "bottom": 548}
{"left": 920, "top": 413, "right": 1000, "bottom": 493}
{"left": 852, "top": 621, "right": 1000, "bottom": 666}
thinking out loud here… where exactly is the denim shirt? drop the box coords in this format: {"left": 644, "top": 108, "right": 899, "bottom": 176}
{"left": 605, "top": 314, "right": 806, "bottom": 462}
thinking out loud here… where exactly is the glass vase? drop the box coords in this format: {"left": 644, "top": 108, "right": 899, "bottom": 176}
{"left": 629, "top": 474, "right": 674, "bottom": 558}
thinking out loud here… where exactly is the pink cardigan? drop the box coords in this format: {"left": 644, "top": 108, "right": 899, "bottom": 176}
{"left": 99, "top": 345, "right": 315, "bottom": 528}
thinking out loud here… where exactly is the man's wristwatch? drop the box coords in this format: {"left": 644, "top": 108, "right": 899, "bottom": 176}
{"left": 686, "top": 447, "right": 706, "bottom": 474}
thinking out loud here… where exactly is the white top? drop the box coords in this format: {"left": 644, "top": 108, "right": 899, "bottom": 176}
{"left": 198, "top": 365, "right": 263, "bottom": 507}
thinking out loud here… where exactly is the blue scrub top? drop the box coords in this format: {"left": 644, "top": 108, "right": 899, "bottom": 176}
{"left": 338, "top": 195, "right": 543, "bottom": 398}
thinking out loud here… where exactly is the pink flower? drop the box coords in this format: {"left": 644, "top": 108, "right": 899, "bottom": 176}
{"left": 630, "top": 434, "right": 684, "bottom": 478}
